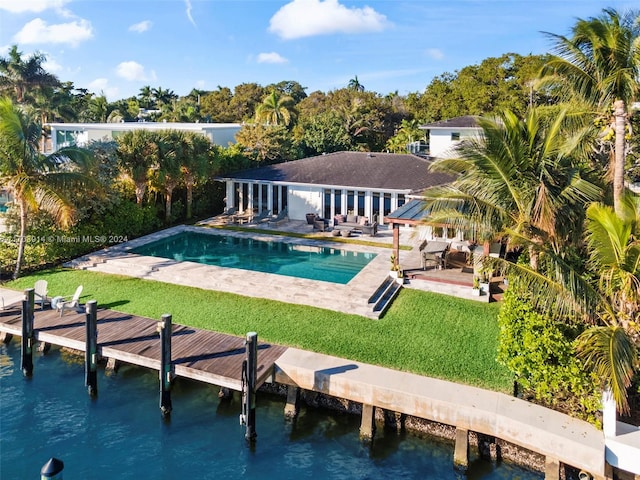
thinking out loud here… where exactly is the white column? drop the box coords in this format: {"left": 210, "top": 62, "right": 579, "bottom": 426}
{"left": 602, "top": 388, "right": 618, "bottom": 438}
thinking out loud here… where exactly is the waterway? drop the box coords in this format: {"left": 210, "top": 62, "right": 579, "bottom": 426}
{"left": 0, "top": 341, "right": 542, "bottom": 479}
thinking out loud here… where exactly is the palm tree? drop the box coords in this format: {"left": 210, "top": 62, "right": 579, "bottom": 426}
{"left": 0, "top": 97, "right": 96, "bottom": 278}
{"left": 540, "top": 8, "right": 640, "bottom": 217}
{"left": 507, "top": 195, "right": 640, "bottom": 413}
{"left": 255, "top": 91, "right": 295, "bottom": 126}
{"left": 347, "top": 75, "right": 365, "bottom": 92}
{"left": 0, "top": 45, "right": 60, "bottom": 104}
{"left": 424, "top": 108, "right": 602, "bottom": 268}
{"left": 116, "top": 130, "right": 157, "bottom": 205}
{"left": 180, "top": 133, "right": 211, "bottom": 219}
{"left": 152, "top": 130, "right": 182, "bottom": 222}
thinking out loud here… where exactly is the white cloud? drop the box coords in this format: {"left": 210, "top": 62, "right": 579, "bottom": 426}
{"left": 269, "top": 0, "right": 389, "bottom": 40}
{"left": 0, "top": 0, "right": 70, "bottom": 13}
{"left": 13, "top": 18, "right": 93, "bottom": 47}
{"left": 256, "top": 52, "right": 288, "bottom": 64}
{"left": 129, "top": 20, "right": 152, "bottom": 33}
{"left": 116, "top": 61, "right": 157, "bottom": 82}
{"left": 426, "top": 48, "right": 444, "bottom": 60}
{"left": 87, "top": 78, "right": 119, "bottom": 101}
{"left": 185, "top": 0, "right": 196, "bottom": 27}
{"left": 43, "top": 57, "right": 63, "bottom": 73}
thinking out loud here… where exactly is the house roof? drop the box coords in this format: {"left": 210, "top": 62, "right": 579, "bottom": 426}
{"left": 218, "top": 151, "right": 453, "bottom": 193}
{"left": 420, "top": 116, "right": 480, "bottom": 129}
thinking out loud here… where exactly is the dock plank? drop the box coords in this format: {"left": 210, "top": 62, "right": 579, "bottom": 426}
{"left": 0, "top": 304, "right": 287, "bottom": 391}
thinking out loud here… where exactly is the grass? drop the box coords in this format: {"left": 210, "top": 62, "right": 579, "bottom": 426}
{"left": 6, "top": 268, "right": 513, "bottom": 392}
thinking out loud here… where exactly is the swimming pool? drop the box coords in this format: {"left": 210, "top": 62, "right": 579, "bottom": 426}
{"left": 130, "top": 231, "right": 376, "bottom": 284}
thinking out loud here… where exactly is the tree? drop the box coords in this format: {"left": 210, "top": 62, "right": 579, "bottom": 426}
{"left": 540, "top": 8, "right": 640, "bottom": 216}
{"left": 0, "top": 97, "right": 96, "bottom": 278}
{"left": 385, "top": 119, "right": 424, "bottom": 153}
{"left": 424, "top": 108, "right": 602, "bottom": 268}
{"left": 116, "top": 129, "right": 157, "bottom": 204}
{"left": 255, "top": 91, "right": 296, "bottom": 126}
{"left": 152, "top": 130, "right": 183, "bottom": 222}
{"left": 347, "top": 75, "right": 365, "bottom": 92}
{"left": 235, "top": 123, "right": 297, "bottom": 164}
{"left": 0, "top": 45, "right": 60, "bottom": 104}
{"left": 505, "top": 195, "right": 640, "bottom": 413}
{"left": 180, "top": 133, "right": 211, "bottom": 219}
{"left": 230, "top": 83, "right": 265, "bottom": 122}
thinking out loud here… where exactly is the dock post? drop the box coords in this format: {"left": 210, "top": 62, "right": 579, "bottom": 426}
{"left": 158, "top": 314, "right": 172, "bottom": 418}
{"left": 359, "top": 404, "right": 376, "bottom": 441}
{"left": 284, "top": 386, "right": 300, "bottom": 420}
{"left": 40, "top": 457, "right": 64, "bottom": 479}
{"left": 241, "top": 331, "right": 258, "bottom": 442}
{"left": 544, "top": 456, "right": 560, "bottom": 480}
{"left": 85, "top": 300, "right": 98, "bottom": 396}
{"left": 453, "top": 427, "right": 469, "bottom": 471}
{"left": 21, "top": 288, "right": 35, "bottom": 377}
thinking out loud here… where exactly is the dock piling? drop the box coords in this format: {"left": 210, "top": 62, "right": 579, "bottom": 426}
{"left": 158, "top": 314, "right": 173, "bottom": 417}
{"left": 21, "top": 288, "right": 35, "bottom": 377}
{"left": 453, "top": 427, "right": 469, "bottom": 471}
{"left": 241, "top": 331, "right": 258, "bottom": 442}
{"left": 359, "top": 403, "right": 376, "bottom": 441}
{"left": 84, "top": 300, "right": 98, "bottom": 396}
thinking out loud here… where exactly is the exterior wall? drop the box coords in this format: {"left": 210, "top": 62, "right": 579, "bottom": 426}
{"left": 428, "top": 127, "right": 481, "bottom": 158}
{"left": 47, "top": 122, "right": 241, "bottom": 152}
{"left": 288, "top": 186, "right": 323, "bottom": 219}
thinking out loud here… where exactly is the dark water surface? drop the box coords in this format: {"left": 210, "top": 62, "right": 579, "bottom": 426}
{"left": 0, "top": 341, "right": 541, "bottom": 479}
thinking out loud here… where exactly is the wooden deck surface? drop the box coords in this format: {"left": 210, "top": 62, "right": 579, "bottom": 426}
{"left": 0, "top": 302, "right": 287, "bottom": 391}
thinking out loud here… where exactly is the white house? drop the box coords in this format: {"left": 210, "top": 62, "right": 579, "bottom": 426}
{"left": 216, "top": 151, "right": 453, "bottom": 226}
{"left": 420, "top": 116, "right": 482, "bottom": 158}
{"left": 46, "top": 122, "right": 242, "bottom": 153}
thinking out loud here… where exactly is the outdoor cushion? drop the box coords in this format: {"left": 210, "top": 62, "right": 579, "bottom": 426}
{"left": 334, "top": 214, "right": 345, "bottom": 223}
{"left": 359, "top": 216, "right": 367, "bottom": 225}
{"left": 346, "top": 214, "right": 357, "bottom": 223}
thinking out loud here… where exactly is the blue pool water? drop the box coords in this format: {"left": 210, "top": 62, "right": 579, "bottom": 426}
{"left": 130, "top": 231, "right": 376, "bottom": 284}
{"left": 0, "top": 341, "right": 542, "bottom": 479}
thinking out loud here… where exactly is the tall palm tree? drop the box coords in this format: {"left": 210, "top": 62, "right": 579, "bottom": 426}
{"left": 347, "top": 75, "right": 365, "bottom": 92}
{"left": 540, "top": 8, "right": 640, "bottom": 216}
{"left": 424, "top": 108, "right": 602, "bottom": 268}
{"left": 0, "top": 97, "right": 96, "bottom": 278}
{"left": 152, "top": 130, "right": 182, "bottom": 222}
{"left": 0, "top": 45, "right": 60, "bottom": 104}
{"left": 255, "top": 91, "right": 295, "bottom": 126}
{"left": 116, "top": 130, "right": 157, "bottom": 205}
{"left": 180, "top": 133, "right": 211, "bottom": 219}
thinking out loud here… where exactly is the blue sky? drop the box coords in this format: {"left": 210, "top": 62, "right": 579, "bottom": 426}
{"left": 0, "top": 0, "right": 635, "bottom": 101}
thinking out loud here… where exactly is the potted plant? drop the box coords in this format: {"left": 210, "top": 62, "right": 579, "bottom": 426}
{"left": 472, "top": 276, "right": 481, "bottom": 295}
{"left": 389, "top": 255, "right": 403, "bottom": 283}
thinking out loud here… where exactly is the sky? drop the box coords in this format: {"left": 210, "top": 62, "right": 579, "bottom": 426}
{"left": 0, "top": 0, "right": 636, "bottom": 102}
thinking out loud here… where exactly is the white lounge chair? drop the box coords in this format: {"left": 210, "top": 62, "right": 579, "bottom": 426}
{"left": 34, "top": 280, "right": 49, "bottom": 309}
{"left": 56, "top": 285, "right": 83, "bottom": 317}
{"left": 268, "top": 208, "right": 288, "bottom": 226}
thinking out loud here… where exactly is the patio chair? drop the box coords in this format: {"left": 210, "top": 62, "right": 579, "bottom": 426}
{"left": 34, "top": 279, "right": 49, "bottom": 309}
{"left": 268, "top": 208, "right": 288, "bottom": 226}
{"left": 250, "top": 209, "right": 271, "bottom": 224}
{"left": 56, "top": 285, "right": 83, "bottom": 317}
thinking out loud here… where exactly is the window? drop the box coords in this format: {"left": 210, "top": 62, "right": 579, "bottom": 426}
{"left": 347, "top": 190, "right": 355, "bottom": 214}
{"left": 451, "top": 132, "right": 460, "bottom": 141}
{"left": 334, "top": 190, "right": 342, "bottom": 215}
{"left": 324, "top": 189, "right": 331, "bottom": 219}
{"left": 357, "top": 191, "right": 365, "bottom": 217}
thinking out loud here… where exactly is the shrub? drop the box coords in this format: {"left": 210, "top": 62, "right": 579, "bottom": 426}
{"left": 497, "top": 279, "right": 601, "bottom": 424}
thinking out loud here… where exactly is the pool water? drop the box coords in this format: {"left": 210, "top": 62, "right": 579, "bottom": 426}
{"left": 130, "top": 231, "right": 376, "bottom": 284}
{"left": 0, "top": 341, "right": 542, "bottom": 479}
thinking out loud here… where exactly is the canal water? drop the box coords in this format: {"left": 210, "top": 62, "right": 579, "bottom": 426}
{"left": 0, "top": 341, "right": 542, "bottom": 479}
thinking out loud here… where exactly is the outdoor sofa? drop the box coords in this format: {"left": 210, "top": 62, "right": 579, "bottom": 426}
{"left": 333, "top": 214, "right": 378, "bottom": 236}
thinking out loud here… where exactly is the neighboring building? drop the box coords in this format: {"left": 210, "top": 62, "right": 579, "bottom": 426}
{"left": 46, "top": 122, "right": 242, "bottom": 153}
{"left": 420, "top": 116, "right": 482, "bottom": 158}
{"left": 216, "top": 151, "right": 453, "bottom": 225}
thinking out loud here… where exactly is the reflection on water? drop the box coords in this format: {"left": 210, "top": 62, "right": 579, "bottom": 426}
{"left": 0, "top": 341, "right": 542, "bottom": 479}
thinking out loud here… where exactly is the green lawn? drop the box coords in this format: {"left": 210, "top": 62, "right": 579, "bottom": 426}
{"left": 6, "top": 268, "right": 513, "bottom": 392}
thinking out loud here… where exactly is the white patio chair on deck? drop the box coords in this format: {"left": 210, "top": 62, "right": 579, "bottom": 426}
{"left": 56, "top": 285, "right": 83, "bottom": 317}
{"left": 34, "top": 280, "right": 49, "bottom": 309}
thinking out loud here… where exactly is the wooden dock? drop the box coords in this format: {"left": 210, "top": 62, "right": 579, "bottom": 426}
{"left": 0, "top": 302, "right": 287, "bottom": 391}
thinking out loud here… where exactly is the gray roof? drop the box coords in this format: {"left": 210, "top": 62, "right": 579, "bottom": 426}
{"left": 219, "top": 151, "right": 453, "bottom": 192}
{"left": 386, "top": 198, "right": 429, "bottom": 224}
{"left": 420, "top": 116, "right": 480, "bottom": 129}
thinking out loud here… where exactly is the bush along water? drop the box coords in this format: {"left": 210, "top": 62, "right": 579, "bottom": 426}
{"left": 497, "top": 278, "right": 601, "bottom": 425}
